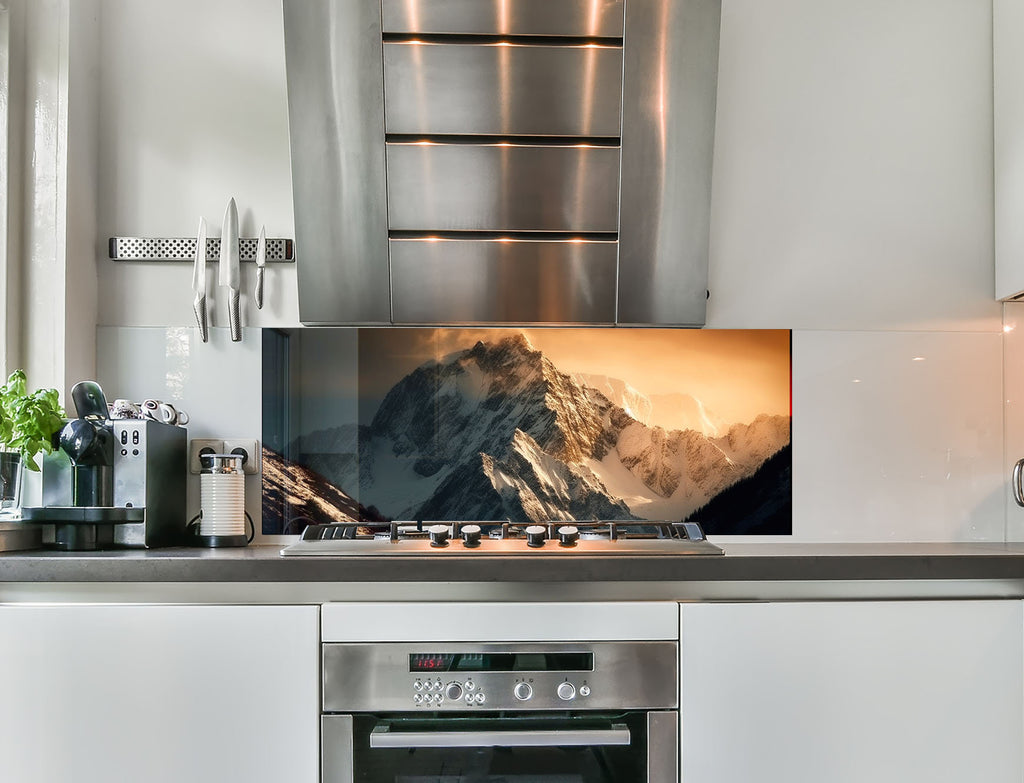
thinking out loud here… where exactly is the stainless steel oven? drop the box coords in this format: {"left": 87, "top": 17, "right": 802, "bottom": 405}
{"left": 321, "top": 641, "right": 678, "bottom": 783}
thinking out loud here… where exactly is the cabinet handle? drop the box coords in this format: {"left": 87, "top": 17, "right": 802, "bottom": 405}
{"left": 1013, "top": 458, "right": 1024, "bottom": 507}
{"left": 369, "top": 723, "right": 630, "bottom": 749}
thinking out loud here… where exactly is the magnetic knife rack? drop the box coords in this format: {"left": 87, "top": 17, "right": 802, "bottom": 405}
{"left": 108, "top": 237, "right": 295, "bottom": 263}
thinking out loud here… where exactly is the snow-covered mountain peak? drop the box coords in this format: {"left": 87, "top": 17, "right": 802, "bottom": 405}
{"left": 296, "top": 333, "right": 790, "bottom": 529}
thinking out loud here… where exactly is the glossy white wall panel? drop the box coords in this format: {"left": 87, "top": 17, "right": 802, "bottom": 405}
{"left": 706, "top": 0, "right": 1000, "bottom": 332}
{"left": 95, "top": 0, "right": 298, "bottom": 327}
{"left": 680, "top": 601, "right": 1024, "bottom": 783}
{"left": 789, "top": 330, "right": 1004, "bottom": 541}
{"left": 96, "top": 326, "right": 264, "bottom": 533}
{"left": 0, "top": 605, "right": 319, "bottom": 783}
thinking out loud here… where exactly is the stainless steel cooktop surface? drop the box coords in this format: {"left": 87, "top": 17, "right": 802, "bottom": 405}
{"left": 280, "top": 520, "right": 723, "bottom": 557}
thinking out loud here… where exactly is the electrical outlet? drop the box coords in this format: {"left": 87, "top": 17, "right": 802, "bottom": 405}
{"left": 189, "top": 439, "right": 224, "bottom": 474}
{"left": 223, "top": 438, "right": 261, "bottom": 475}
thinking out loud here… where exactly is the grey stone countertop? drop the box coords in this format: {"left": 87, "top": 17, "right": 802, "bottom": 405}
{"left": 2, "top": 542, "right": 1024, "bottom": 584}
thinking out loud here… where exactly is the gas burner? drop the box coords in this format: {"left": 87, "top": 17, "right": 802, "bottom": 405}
{"left": 280, "top": 519, "right": 723, "bottom": 557}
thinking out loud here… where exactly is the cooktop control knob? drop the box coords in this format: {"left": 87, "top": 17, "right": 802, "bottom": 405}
{"left": 445, "top": 682, "right": 463, "bottom": 701}
{"left": 557, "top": 525, "right": 579, "bottom": 547}
{"left": 428, "top": 524, "right": 450, "bottom": 547}
{"left": 525, "top": 525, "right": 547, "bottom": 548}
{"left": 557, "top": 682, "right": 576, "bottom": 701}
{"left": 514, "top": 682, "right": 533, "bottom": 701}
{"left": 461, "top": 524, "right": 482, "bottom": 548}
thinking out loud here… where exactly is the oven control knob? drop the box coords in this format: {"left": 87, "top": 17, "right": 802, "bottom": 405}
{"left": 445, "top": 682, "right": 463, "bottom": 701}
{"left": 557, "top": 525, "right": 579, "bottom": 546}
{"left": 579, "top": 685, "right": 591, "bottom": 697}
{"left": 525, "top": 525, "right": 547, "bottom": 547}
{"left": 557, "top": 682, "right": 576, "bottom": 701}
{"left": 428, "top": 524, "right": 450, "bottom": 547}
{"left": 514, "top": 682, "right": 533, "bottom": 701}
{"left": 461, "top": 524, "right": 482, "bottom": 548}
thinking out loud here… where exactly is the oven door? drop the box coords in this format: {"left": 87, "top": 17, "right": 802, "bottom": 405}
{"left": 322, "top": 711, "right": 677, "bottom": 783}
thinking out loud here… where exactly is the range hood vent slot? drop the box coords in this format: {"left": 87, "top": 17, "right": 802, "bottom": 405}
{"left": 381, "top": 33, "right": 625, "bottom": 46}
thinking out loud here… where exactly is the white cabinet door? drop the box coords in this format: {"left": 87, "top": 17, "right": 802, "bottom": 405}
{"left": 680, "top": 601, "right": 1023, "bottom": 783}
{"left": 996, "top": 0, "right": 1024, "bottom": 299}
{"left": 0, "top": 604, "right": 319, "bottom": 783}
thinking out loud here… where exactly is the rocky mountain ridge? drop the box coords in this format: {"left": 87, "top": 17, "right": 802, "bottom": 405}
{"left": 283, "top": 333, "right": 790, "bottom": 527}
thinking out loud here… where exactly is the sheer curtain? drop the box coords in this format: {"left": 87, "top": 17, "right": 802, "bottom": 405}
{"left": 0, "top": 0, "right": 100, "bottom": 400}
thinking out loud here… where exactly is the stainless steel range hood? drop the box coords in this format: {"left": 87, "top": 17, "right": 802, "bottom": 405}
{"left": 283, "top": 0, "right": 721, "bottom": 326}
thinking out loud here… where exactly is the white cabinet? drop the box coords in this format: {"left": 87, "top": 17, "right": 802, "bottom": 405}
{"left": 0, "top": 604, "right": 319, "bottom": 783}
{"left": 680, "top": 601, "right": 1023, "bottom": 783}
{"left": 996, "top": 0, "right": 1024, "bottom": 299}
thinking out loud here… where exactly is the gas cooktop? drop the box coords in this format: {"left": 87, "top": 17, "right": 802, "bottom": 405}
{"left": 279, "top": 520, "right": 723, "bottom": 557}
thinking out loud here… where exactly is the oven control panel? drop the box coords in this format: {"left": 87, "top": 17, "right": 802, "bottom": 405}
{"left": 412, "top": 676, "right": 495, "bottom": 707}
{"left": 323, "top": 641, "right": 678, "bottom": 713}
{"left": 409, "top": 674, "right": 592, "bottom": 708}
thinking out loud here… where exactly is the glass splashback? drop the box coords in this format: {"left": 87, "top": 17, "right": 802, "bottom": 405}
{"left": 262, "top": 328, "right": 792, "bottom": 535}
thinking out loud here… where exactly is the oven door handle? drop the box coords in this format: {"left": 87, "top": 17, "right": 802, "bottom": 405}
{"left": 369, "top": 723, "right": 632, "bottom": 749}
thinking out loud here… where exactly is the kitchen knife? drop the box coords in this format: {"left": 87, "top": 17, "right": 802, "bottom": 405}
{"left": 254, "top": 224, "right": 266, "bottom": 310}
{"left": 219, "top": 197, "right": 241, "bottom": 342}
{"left": 192, "top": 216, "right": 209, "bottom": 342}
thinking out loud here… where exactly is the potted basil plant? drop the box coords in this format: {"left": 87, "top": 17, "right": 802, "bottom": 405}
{"left": 0, "top": 370, "right": 65, "bottom": 515}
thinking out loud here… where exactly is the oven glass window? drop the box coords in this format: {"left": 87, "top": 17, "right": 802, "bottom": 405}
{"left": 348, "top": 713, "right": 648, "bottom": 783}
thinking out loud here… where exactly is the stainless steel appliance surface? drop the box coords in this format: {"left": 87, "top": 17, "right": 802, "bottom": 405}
{"left": 27, "top": 418, "right": 187, "bottom": 550}
{"left": 281, "top": 519, "right": 723, "bottom": 557}
{"left": 322, "top": 636, "right": 679, "bottom": 781}
{"left": 284, "top": 0, "right": 721, "bottom": 327}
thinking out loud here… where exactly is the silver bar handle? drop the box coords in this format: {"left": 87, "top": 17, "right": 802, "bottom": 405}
{"left": 369, "top": 723, "right": 631, "bottom": 749}
{"left": 1014, "top": 459, "right": 1024, "bottom": 507}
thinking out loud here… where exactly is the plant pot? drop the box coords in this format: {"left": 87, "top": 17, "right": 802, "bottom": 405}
{"left": 0, "top": 451, "right": 23, "bottom": 518}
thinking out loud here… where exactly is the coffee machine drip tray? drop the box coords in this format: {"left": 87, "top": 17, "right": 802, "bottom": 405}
{"left": 20, "top": 506, "right": 146, "bottom": 551}
{"left": 21, "top": 507, "right": 145, "bottom": 523}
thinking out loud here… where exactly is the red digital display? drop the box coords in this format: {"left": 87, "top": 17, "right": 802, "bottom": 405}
{"left": 410, "top": 654, "right": 455, "bottom": 672}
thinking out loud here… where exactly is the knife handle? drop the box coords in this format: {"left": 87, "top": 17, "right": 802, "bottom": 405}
{"left": 229, "top": 289, "right": 241, "bottom": 342}
{"left": 255, "top": 267, "right": 265, "bottom": 310}
{"left": 193, "top": 294, "right": 209, "bottom": 343}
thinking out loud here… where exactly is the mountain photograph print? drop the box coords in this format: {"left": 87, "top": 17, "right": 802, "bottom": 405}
{"left": 262, "top": 328, "right": 792, "bottom": 536}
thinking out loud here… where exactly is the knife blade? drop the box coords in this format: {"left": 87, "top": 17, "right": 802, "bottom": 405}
{"left": 191, "top": 216, "right": 209, "bottom": 342}
{"left": 219, "top": 197, "right": 241, "bottom": 342}
{"left": 254, "top": 224, "right": 266, "bottom": 310}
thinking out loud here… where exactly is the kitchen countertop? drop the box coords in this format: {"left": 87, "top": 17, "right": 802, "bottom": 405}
{"left": 2, "top": 542, "right": 1024, "bottom": 603}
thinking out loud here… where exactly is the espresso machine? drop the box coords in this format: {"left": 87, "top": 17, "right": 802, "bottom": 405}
{"left": 22, "top": 381, "right": 187, "bottom": 550}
